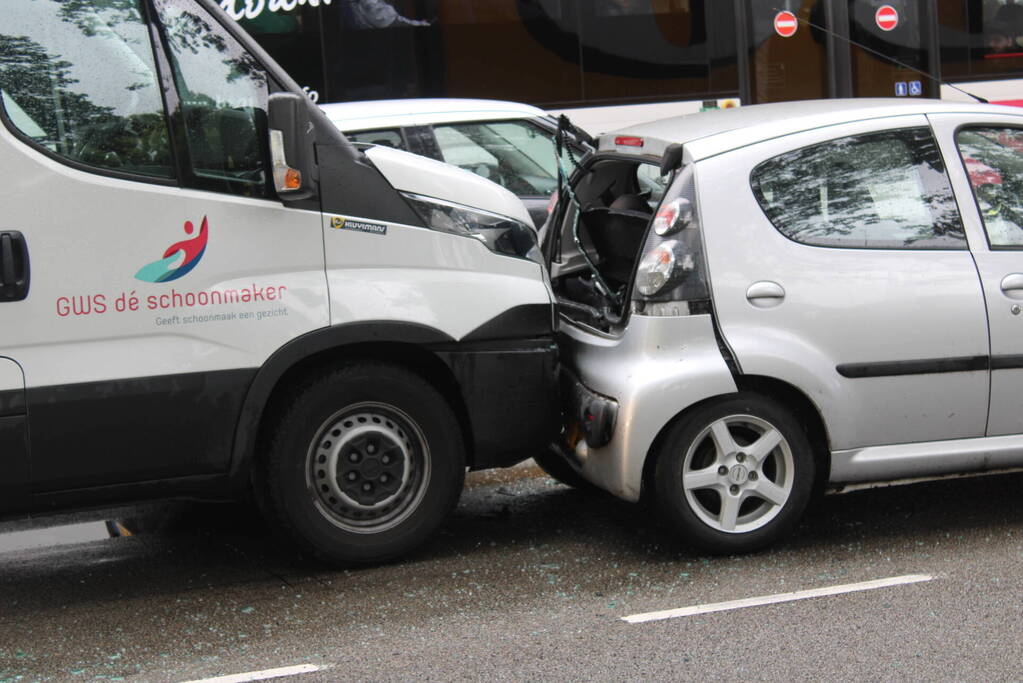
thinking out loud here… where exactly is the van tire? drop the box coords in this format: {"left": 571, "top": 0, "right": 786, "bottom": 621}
{"left": 653, "top": 393, "right": 813, "bottom": 554}
{"left": 260, "top": 362, "right": 465, "bottom": 565}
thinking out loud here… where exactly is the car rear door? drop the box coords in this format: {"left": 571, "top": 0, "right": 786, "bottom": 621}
{"left": 931, "top": 112, "right": 1023, "bottom": 436}
{"left": 698, "top": 115, "right": 990, "bottom": 452}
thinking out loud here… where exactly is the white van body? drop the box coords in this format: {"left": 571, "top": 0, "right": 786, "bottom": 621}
{"left": 0, "top": 0, "right": 557, "bottom": 564}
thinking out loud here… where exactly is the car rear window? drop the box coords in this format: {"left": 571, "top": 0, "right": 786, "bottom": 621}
{"left": 750, "top": 127, "right": 966, "bottom": 250}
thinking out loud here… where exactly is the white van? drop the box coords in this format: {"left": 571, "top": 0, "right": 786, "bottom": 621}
{"left": 0, "top": 0, "right": 557, "bottom": 564}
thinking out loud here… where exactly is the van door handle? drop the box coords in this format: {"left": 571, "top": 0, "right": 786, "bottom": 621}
{"left": 1000, "top": 273, "right": 1023, "bottom": 300}
{"left": 0, "top": 231, "right": 30, "bottom": 302}
{"left": 746, "top": 281, "right": 785, "bottom": 309}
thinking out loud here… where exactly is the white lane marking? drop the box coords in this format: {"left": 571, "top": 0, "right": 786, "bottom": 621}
{"left": 180, "top": 664, "right": 321, "bottom": 683}
{"left": 622, "top": 573, "right": 934, "bottom": 624}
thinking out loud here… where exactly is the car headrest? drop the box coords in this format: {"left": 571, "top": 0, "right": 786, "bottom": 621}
{"left": 609, "top": 194, "right": 651, "bottom": 214}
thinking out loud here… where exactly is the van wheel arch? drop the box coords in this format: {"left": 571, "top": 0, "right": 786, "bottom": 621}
{"left": 641, "top": 376, "right": 831, "bottom": 502}
{"left": 230, "top": 331, "right": 474, "bottom": 489}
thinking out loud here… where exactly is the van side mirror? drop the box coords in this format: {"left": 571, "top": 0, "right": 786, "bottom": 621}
{"left": 268, "top": 92, "right": 316, "bottom": 201}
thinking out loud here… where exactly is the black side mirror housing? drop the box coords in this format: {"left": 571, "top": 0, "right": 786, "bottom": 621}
{"left": 267, "top": 92, "right": 316, "bottom": 201}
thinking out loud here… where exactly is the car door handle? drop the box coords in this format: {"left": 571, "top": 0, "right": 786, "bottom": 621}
{"left": 746, "top": 281, "right": 785, "bottom": 309}
{"left": 0, "top": 231, "right": 30, "bottom": 302}
{"left": 1000, "top": 273, "right": 1023, "bottom": 300}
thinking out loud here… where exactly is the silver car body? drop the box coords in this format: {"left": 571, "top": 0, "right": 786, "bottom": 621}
{"left": 560, "top": 99, "right": 1023, "bottom": 502}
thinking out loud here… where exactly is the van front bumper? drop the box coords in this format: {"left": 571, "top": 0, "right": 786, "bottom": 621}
{"left": 435, "top": 337, "right": 560, "bottom": 470}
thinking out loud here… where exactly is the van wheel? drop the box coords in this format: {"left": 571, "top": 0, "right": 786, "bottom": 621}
{"left": 261, "top": 362, "right": 465, "bottom": 565}
{"left": 653, "top": 393, "right": 814, "bottom": 554}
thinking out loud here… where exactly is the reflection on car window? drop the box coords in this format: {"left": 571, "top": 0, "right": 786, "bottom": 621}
{"left": 433, "top": 120, "right": 559, "bottom": 197}
{"left": 0, "top": 0, "right": 172, "bottom": 178}
{"left": 751, "top": 127, "right": 965, "bottom": 250}
{"left": 636, "top": 163, "right": 669, "bottom": 206}
{"left": 957, "top": 127, "right": 1023, "bottom": 248}
{"left": 346, "top": 128, "right": 406, "bottom": 150}
{"left": 985, "top": 1, "right": 1023, "bottom": 55}
{"left": 152, "top": 0, "right": 271, "bottom": 198}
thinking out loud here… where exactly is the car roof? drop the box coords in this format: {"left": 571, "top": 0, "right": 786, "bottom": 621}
{"left": 601, "top": 98, "right": 1023, "bottom": 161}
{"left": 319, "top": 98, "right": 553, "bottom": 131}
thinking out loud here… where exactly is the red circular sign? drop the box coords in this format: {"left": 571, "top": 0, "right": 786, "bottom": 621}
{"left": 774, "top": 10, "right": 798, "bottom": 38}
{"left": 876, "top": 5, "right": 899, "bottom": 31}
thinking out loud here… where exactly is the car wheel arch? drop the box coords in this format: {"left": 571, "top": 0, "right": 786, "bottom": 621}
{"left": 640, "top": 376, "right": 832, "bottom": 502}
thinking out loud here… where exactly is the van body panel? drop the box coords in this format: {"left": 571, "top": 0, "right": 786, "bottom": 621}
{"left": 0, "top": 118, "right": 328, "bottom": 493}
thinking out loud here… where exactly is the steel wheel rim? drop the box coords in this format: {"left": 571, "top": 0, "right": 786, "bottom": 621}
{"left": 306, "top": 401, "right": 431, "bottom": 534}
{"left": 680, "top": 413, "right": 794, "bottom": 535}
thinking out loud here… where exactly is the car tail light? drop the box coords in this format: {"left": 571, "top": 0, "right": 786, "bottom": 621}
{"left": 652, "top": 197, "right": 693, "bottom": 236}
{"left": 633, "top": 165, "right": 709, "bottom": 313}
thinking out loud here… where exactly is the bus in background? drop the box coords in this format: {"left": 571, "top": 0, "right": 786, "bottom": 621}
{"left": 222, "top": 1, "right": 1023, "bottom": 133}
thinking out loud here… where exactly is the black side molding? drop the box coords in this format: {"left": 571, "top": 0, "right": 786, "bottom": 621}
{"left": 461, "top": 304, "right": 553, "bottom": 342}
{"left": 837, "top": 355, "right": 988, "bottom": 379}
{"left": 990, "top": 355, "right": 1023, "bottom": 370}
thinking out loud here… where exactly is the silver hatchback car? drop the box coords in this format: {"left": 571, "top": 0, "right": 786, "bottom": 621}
{"left": 541, "top": 98, "right": 1023, "bottom": 554}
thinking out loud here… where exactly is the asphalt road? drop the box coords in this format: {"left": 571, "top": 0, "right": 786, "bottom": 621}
{"left": 2, "top": 465, "right": 1022, "bottom": 682}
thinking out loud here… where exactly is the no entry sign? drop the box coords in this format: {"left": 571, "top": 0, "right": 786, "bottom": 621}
{"left": 774, "top": 11, "right": 798, "bottom": 38}
{"left": 876, "top": 5, "right": 899, "bottom": 31}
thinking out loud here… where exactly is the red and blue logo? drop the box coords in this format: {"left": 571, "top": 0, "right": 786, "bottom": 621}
{"left": 135, "top": 216, "right": 209, "bottom": 283}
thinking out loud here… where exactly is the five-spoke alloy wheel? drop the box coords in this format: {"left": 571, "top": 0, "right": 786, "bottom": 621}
{"left": 653, "top": 393, "right": 814, "bottom": 553}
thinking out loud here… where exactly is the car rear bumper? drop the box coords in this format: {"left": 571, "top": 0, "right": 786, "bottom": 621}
{"left": 557, "top": 314, "right": 736, "bottom": 502}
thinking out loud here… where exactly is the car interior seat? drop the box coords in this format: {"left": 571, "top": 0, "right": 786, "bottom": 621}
{"left": 580, "top": 193, "right": 652, "bottom": 284}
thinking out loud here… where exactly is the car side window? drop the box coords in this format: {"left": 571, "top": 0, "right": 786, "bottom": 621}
{"left": 751, "top": 127, "right": 966, "bottom": 250}
{"left": 0, "top": 1, "right": 172, "bottom": 178}
{"left": 151, "top": 0, "right": 271, "bottom": 198}
{"left": 433, "top": 120, "right": 559, "bottom": 197}
{"left": 956, "top": 127, "right": 1023, "bottom": 249}
{"left": 345, "top": 128, "right": 407, "bottom": 150}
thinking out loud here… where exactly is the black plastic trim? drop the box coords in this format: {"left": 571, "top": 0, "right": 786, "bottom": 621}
{"left": 837, "top": 356, "right": 988, "bottom": 378}
{"left": 32, "top": 474, "right": 231, "bottom": 513}
{"left": 28, "top": 369, "right": 255, "bottom": 493}
{"left": 434, "top": 339, "right": 560, "bottom": 469}
{"left": 990, "top": 355, "right": 1023, "bottom": 370}
{"left": 0, "top": 415, "right": 30, "bottom": 513}
{"left": 0, "top": 389, "right": 25, "bottom": 418}
{"left": 317, "top": 144, "right": 426, "bottom": 226}
{"left": 461, "top": 304, "right": 553, "bottom": 342}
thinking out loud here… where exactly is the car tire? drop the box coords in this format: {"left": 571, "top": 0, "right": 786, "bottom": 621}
{"left": 260, "top": 362, "right": 465, "bottom": 565}
{"left": 653, "top": 393, "right": 814, "bottom": 554}
{"left": 533, "top": 443, "right": 602, "bottom": 493}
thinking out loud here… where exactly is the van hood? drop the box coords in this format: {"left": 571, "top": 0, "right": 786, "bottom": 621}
{"left": 363, "top": 145, "right": 534, "bottom": 227}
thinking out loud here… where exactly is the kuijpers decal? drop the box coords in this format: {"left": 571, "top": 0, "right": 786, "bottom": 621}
{"left": 135, "top": 216, "right": 209, "bottom": 283}
{"left": 330, "top": 216, "right": 387, "bottom": 235}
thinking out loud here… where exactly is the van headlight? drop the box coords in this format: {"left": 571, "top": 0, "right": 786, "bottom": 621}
{"left": 402, "top": 192, "right": 542, "bottom": 264}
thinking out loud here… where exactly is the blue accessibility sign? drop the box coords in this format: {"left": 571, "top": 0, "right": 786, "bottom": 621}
{"left": 909, "top": 80, "right": 923, "bottom": 96}
{"left": 895, "top": 81, "right": 908, "bottom": 97}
